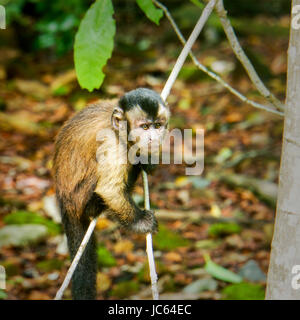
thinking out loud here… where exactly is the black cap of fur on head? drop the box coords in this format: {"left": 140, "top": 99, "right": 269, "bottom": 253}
{"left": 119, "top": 88, "right": 165, "bottom": 117}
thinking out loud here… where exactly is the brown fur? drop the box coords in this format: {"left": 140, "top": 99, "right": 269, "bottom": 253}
{"left": 53, "top": 100, "right": 114, "bottom": 219}
{"left": 53, "top": 99, "right": 146, "bottom": 225}
{"left": 53, "top": 101, "right": 119, "bottom": 300}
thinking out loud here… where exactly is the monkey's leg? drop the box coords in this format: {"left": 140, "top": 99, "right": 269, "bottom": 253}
{"left": 61, "top": 211, "right": 97, "bottom": 300}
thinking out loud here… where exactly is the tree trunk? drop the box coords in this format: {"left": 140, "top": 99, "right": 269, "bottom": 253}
{"left": 266, "top": 0, "right": 300, "bottom": 299}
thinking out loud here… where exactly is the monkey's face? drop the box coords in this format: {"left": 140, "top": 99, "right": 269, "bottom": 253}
{"left": 127, "top": 108, "right": 168, "bottom": 156}
{"left": 112, "top": 88, "right": 170, "bottom": 160}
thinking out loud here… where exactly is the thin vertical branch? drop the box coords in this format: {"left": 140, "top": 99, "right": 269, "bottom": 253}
{"left": 161, "top": 0, "right": 216, "bottom": 100}
{"left": 142, "top": 170, "right": 159, "bottom": 300}
{"left": 142, "top": 0, "right": 216, "bottom": 300}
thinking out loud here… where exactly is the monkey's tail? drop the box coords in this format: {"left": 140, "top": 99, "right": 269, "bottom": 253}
{"left": 59, "top": 198, "right": 97, "bottom": 300}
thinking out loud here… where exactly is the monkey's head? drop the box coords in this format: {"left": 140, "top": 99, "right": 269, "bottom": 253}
{"left": 112, "top": 88, "right": 170, "bottom": 158}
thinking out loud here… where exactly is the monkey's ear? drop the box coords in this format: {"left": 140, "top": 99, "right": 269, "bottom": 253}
{"left": 112, "top": 106, "right": 124, "bottom": 130}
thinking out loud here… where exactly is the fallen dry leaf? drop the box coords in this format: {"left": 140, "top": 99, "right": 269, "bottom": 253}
{"left": 113, "top": 240, "right": 134, "bottom": 254}
{"left": 97, "top": 272, "right": 111, "bottom": 292}
{"left": 164, "top": 252, "right": 182, "bottom": 263}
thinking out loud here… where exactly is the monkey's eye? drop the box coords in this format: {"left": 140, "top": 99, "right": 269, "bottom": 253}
{"left": 154, "top": 123, "right": 161, "bottom": 129}
{"left": 141, "top": 124, "right": 149, "bottom": 130}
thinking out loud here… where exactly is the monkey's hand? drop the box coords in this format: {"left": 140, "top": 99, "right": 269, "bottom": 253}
{"left": 129, "top": 209, "right": 158, "bottom": 234}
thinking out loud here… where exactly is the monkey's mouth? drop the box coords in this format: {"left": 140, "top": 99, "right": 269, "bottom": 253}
{"left": 135, "top": 152, "right": 159, "bottom": 164}
{"left": 137, "top": 141, "right": 161, "bottom": 152}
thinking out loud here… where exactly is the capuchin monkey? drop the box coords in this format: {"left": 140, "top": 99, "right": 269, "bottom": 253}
{"left": 53, "top": 88, "right": 170, "bottom": 300}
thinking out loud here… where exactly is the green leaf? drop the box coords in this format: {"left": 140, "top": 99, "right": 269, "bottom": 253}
{"left": 208, "top": 223, "right": 241, "bottom": 237}
{"left": 97, "top": 245, "right": 117, "bottom": 267}
{"left": 195, "top": 239, "right": 221, "bottom": 249}
{"left": 188, "top": 177, "right": 211, "bottom": 189}
{"left": 153, "top": 224, "right": 190, "bottom": 251}
{"left": 136, "top": 0, "right": 163, "bottom": 25}
{"left": 36, "top": 259, "right": 64, "bottom": 272}
{"left": 74, "top": 0, "right": 116, "bottom": 92}
{"left": 204, "top": 254, "right": 243, "bottom": 284}
{"left": 222, "top": 282, "right": 265, "bottom": 300}
{"left": 190, "top": 0, "right": 204, "bottom": 8}
{"left": 214, "top": 147, "right": 233, "bottom": 164}
{"left": 111, "top": 281, "right": 139, "bottom": 299}
{"left": 0, "top": 289, "right": 7, "bottom": 300}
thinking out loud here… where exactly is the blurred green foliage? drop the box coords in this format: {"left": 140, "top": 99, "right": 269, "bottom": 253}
{"left": 1, "top": 0, "right": 290, "bottom": 57}
{"left": 36, "top": 259, "right": 64, "bottom": 272}
{"left": 3, "top": 0, "right": 92, "bottom": 55}
{"left": 4, "top": 210, "right": 61, "bottom": 235}
{"left": 111, "top": 280, "right": 139, "bottom": 298}
{"left": 97, "top": 245, "right": 117, "bottom": 267}
{"left": 208, "top": 222, "right": 241, "bottom": 237}
{"left": 223, "top": 0, "right": 290, "bottom": 17}
{"left": 0, "top": 289, "right": 7, "bottom": 300}
{"left": 153, "top": 223, "right": 190, "bottom": 250}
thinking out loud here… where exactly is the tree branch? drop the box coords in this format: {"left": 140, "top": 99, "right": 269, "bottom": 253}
{"left": 214, "top": 0, "right": 284, "bottom": 112}
{"left": 161, "top": 0, "right": 216, "bottom": 100}
{"left": 142, "top": 170, "right": 159, "bottom": 300}
{"left": 142, "top": 0, "right": 216, "bottom": 300}
{"left": 153, "top": 0, "right": 284, "bottom": 117}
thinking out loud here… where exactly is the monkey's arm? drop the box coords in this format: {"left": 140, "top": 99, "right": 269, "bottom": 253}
{"left": 94, "top": 164, "right": 157, "bottom": 234}
{"left": 95, "top": 179, "right": 137, "bottom": 224}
